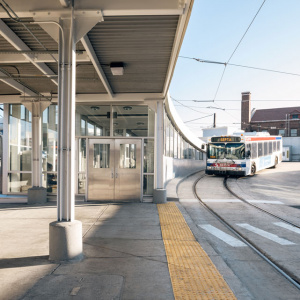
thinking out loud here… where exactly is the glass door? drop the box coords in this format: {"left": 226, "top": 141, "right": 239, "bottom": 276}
{"left": 115, "top": 139, "right": 141, "bottom": 201}
{"left": 87, "top": 139, "right": 141, "bottom": 201}
{"left": 88, "top": 139, "right": 115, "bottom": 200}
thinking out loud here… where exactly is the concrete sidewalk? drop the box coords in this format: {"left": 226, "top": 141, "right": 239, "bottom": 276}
{"left": 0, "top": 202, "right": 174, "bottom": 300}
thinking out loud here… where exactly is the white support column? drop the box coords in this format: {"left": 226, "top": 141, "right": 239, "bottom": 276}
{"left": 49, "top": 9, "right": 82, "bottom": 262}
{"left": 153, "top": 100, "right": 166, "bottom": 203}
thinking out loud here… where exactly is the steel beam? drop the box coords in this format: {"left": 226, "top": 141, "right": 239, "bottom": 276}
{"left": 0, "top": 51, "right": 90, "bottom": 63}
{"left": 0, "top": 69, "right": 37, "bottom": 96}
{"left": 0, "top": 19, "right": 58, "bottom": 85}
{"left": 81, "top": 35, "right": 113, "bottom": 98}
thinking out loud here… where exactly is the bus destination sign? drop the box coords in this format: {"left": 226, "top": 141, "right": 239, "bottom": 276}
{"left": 211, "top": 137, "right": 241, "bottom": 142}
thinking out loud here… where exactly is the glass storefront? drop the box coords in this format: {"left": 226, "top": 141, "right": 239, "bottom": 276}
{"left": 8, "top": 105, "right": 32, "bottom": 193}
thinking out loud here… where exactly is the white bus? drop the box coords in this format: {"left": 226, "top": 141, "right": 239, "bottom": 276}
{"left": 206, "top": 132, "right": 282, "bottom": 176}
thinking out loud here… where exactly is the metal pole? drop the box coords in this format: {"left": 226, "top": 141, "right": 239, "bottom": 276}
{"left": 156, "top": 100, "right": 164, "bottom": 189}
{"left": 57, "top": 16, "right": 76, "bottom": 222}
{"left": 31, "top": 102, "right": 44, "bottom": 187}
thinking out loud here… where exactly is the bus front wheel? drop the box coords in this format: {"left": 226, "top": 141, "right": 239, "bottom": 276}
{"left": 251, "top": 163, "right": 256, "bottom": 176}
{"left": 273, "top": 157, "right": 278, "bottom": 168}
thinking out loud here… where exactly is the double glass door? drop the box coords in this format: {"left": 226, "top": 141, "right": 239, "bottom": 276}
{"left": 88, "top": 139, "right": 141, "bottom": 201}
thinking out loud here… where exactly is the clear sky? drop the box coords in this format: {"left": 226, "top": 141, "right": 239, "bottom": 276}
{"left": 170, "top": 0, "right": 300, "bottom": 137}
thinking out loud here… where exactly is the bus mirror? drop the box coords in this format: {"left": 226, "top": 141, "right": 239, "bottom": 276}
{"left": 246, "top": 150, "right": 251, "bottom": 158}
{"left": 201, "top": 144, "right": 205, "bottom": 150}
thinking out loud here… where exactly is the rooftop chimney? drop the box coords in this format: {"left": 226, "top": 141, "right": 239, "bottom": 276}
{"left": 241, "top": 92, "right": 251, "bottom": 131}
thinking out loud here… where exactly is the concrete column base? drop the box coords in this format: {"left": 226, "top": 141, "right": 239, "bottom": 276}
{"left": 28, "top": 187, "right": 47, "bottom": 204}
{"left": 49, "top": 220, "right": 83, "bottom": 261}
{"left": 153, "top": 188, "right": 167, "bottom": 204}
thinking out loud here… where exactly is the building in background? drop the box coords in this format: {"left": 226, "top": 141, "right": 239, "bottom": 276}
{"left": 241, "top": 92, "right": 300, "bottom": 161}
{"left": 241, "top": 92, "right": 300, "bottom": 137}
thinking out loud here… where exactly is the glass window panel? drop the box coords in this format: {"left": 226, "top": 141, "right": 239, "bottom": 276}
{"left": 143, "top": 175, "right": 154, "bottom": 195}
{"left": 120, "top": 144, "right": 136, "bottom": 169}
{"left": 46, "top": 173, "right": 57, "bottom": 193}
{"left": 87, "top": 122, "right": 94, "bottom": 136}
{"left": 144, "top": 139, "right": 154, "bottom": 173}
{"left": 76, "top": 105, "right": 110, "bottom": 136}
{"left": 78, "top": 173, "right": 86, "bottom": 194}
{"left": 78, "top": 138, "right": 86, "bottom": 172}
{"left": 113, "top": 105, "right": 150, "bottom": 137}
{"left": 174, "top": 130, "right": 178, "bottom": 159}
{"left": 169, "top": 126, "right": 174, "bottom": 158}
{"left": 93, "top": 144, "right": 110, "bottom": 168}
{"left": 42, "top": 105, "right": 58, "bottom": 172}
{"left": 8, "top": 173, "right": 31, "bottom": 193}
{"left": 81, "top": 119, "right": 86, "bottom": 136}
{"left": 291, "top": 129, "right": 297, "bottom": 137}
{"left": 166, "top": 118, "right": 170, "bottom": 156}
{"left": 148, "top": 107, "right": 155, "bottom": 137}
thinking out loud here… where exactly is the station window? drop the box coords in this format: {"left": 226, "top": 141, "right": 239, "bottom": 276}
{"left": 291, "top": 129, "right": 297, "bottom": 137}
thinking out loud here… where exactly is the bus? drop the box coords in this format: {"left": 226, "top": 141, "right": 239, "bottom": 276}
{"left": 206, "top": 132, "right": 282, "bottom": 176}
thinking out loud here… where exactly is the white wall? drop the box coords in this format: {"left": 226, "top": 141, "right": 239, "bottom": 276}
{"left": 283, "top": 137, "right": 300, "bottom": 161}
{"left": 163, "top": 155, "right": 206, "bottom": 184}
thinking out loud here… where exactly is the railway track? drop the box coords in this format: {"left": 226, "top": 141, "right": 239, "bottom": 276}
{"left": 224, "top": 176, "right": 300, "bottom": 230}
{"left": 192, "top": 173, "right": 300, "bottom": 291}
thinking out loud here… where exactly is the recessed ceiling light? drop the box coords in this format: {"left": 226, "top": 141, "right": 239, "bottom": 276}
{"left": 91, "top": 106, "right": 100, "bottom": 111}
{"left": 123, "top": 106, "right": 132, "bottom": 111}
{"left": 113, "top": 122, "right": 118, "bottom": 126}
{"left": 137, "top": 122, "right": 144, "bottom": 126}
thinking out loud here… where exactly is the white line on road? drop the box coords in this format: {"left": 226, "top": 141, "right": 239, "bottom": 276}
{"left": 198, "top": 224, "right": 246, "bottom": 247}
{"left": 274, "top": 222, "right": 300, "bottom": 234}
{"left": 201, "top": 199, "right": 241, "bottom": 203}
{"left": 236, "top": 223, "right": 295, "bottom": 245}
{"left": 179, "top": 199, "right": 198, "bottom": 203}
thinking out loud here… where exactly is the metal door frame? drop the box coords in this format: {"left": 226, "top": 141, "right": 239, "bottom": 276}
{"left": 86, "top": 137, "right": 142, "bottom": 202}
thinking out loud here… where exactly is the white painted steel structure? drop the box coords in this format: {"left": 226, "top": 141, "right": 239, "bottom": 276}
{"left": 0, "top": 0, "right": 206, "bottom": 260}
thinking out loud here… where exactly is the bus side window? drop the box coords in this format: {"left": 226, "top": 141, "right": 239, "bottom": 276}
{"left": 246, "top": 144, "right": 251, "bottom": 158}
{"left": 269, "top": 141, "right": 272, "bottom": 154}
{"left": 273, "top": 141, "right": 277, "bottom": 151}
{"left": 258, "top": 142, "right": 263, "bottom": 157}
{"left": 264, "top": 142, "right": 268, "bottom": 155}
{"left": 277, "top": 141, "right": 280, "bottom": 151}
{"left": 252, "top": 143, "right": 257, "bottom": 158}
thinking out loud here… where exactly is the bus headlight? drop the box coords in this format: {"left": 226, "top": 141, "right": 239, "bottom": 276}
{"left": 207, "top": 166, "right": 212, "bottom": 169}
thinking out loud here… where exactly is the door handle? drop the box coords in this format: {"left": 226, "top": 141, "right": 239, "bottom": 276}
{"left": 115, "top": 170, "right": 118, "bottom": 178}
{"left": 111, "top": 170, "right": 114, "bottom": 178}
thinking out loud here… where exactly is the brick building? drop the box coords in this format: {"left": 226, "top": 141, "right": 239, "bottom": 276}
{"left": 241, "top": 92, "right": 300, "bottom": 137}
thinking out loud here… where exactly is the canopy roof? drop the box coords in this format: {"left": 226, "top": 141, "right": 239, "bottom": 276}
{"left": 0, "top": 0, "right": 193, "bottom": 103}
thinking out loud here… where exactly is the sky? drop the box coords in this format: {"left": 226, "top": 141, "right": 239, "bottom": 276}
{"left": 170, "top": 0, "right": 300, "bottom": 137}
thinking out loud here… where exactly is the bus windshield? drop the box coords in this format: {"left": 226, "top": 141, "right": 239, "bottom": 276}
{"left": 208, "top": 143, "right": 245, "bottom": 160}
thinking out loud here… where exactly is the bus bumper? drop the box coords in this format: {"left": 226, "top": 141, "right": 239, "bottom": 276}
{"left": 205, "top": 170, "right": 246, "bottom": 176}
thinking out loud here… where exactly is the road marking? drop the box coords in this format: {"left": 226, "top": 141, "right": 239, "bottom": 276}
{"left": 274, "top": 222, "right": 300, "bottom": 234}
{"left": 199, "top": 224, "right": 246, "bottom": 247}
{"left": 202, "top": 199, "right": 241, "bottom": 203}
{"left": 179, "top": 199, "right": 198, "bottom": 203}
{"left": 236, "top": 223, "right": 295, "bottom": 245}
{"left": 247, "top": 200, "right": 283, "bottom": 204}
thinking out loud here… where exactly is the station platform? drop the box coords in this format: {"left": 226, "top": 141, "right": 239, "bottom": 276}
{"left": 0, "top": 176, "right": 240, "bottom": 300}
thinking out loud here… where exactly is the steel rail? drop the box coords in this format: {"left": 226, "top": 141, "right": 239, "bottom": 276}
{"left": 192, "top": 173, "right": 300, "bottom": 290}
{"left": 224, "top": 176, "right": 300, "bottom": 229}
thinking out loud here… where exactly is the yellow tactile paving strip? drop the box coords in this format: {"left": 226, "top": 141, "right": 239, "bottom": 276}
{"left": 157, "top": 202, "right": 237, "bottom": 300}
